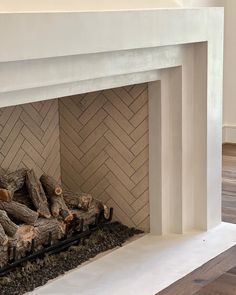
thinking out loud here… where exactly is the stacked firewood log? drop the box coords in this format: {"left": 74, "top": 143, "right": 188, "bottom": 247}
{"left": 0, "top": 168, "right": 109, "bottom": 266}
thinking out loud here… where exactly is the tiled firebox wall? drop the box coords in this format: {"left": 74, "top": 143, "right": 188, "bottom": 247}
{"left": 0, "top": 99, "right": 61, "bottom": 180}
{"left": 59, "top": 83, "right": 150, "bottom": 231}
{"left": 0, "top": 83, "right": 149, "bottom": 232}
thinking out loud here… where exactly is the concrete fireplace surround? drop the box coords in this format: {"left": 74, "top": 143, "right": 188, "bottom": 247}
{"left": 1, "top": 7, "right": 235, "bottom": 295}
{"left": 0, "top": 7, "right": 224, "bottom": 234}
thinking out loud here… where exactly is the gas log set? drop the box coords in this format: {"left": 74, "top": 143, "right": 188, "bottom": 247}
{"left": 0, "top": 168, "right": 112, "bottom": 273}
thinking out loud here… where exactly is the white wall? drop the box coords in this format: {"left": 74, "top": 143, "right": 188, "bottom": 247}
{"left": 223, "top": 0, "right": 236, "bottom": 143}
{"left": 182, "top": 1, "right": 236, "bottom": 143}
{"left": 0, "top": 0, "right": 181, "bottom": 11}
{"left": 182, "top": 0, "right": 224, "bottom": 6}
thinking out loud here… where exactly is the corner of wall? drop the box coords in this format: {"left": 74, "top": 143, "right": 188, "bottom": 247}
{"left": 223, "top": 125, "right": 236, "bottom": 144}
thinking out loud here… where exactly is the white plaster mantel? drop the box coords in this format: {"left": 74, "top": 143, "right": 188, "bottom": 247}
{"left": 0, "top": 8, "right": 224, "bottom": 235}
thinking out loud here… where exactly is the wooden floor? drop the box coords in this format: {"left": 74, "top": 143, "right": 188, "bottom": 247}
{"left": 157, "top": 144, "right": 236, "bottom": 295}
{"left": 157, "top": 245, "right": 236, "bottom": 295}
{"left": 222, "top": 144, "right": 236, "bottom": 224}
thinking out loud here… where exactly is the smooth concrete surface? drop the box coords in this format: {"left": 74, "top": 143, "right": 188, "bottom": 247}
{"left": 30, "top": 222, "right": 236, "bottom": 295}
{"left": 0, "top": 8, "right": 220, "bottom": 63}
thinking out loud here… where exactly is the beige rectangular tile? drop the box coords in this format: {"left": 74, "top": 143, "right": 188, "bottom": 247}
{"left": 1, "top": 120, "right": 24, "bottom": 156}
{"left": 1, "top": 134, "right": 24, "bottom": 170}
{"left": 106, "top": 185, "right": 135, "bottom": 217}
{"left": 41, "top": 100, "right": 58, "bottom": 131}
{"left": 113, "top": 87, "right": 134, "bottom": 106}
{"left": 130, "top": 104, "right": 148, "bottom": 128}
{"left": 61, "top": 96, "right": 82, "bottom": 119}
{"left": 79, "top": 93, "right": 107, "bottom": 125}
{"left": 130, "top": 146, "right": 149, "bottom": 170}
{"left": 106, "top": 199, "right": 135, "bottom": 228}
{"left": 104, "top": 130, "right": 134, "bottom": 163}
{"left": 81, "top": 150, "right": 109, "bottom": 180}
{"left": 97, "top": 191, "right": 110, "bottom": 204}
{"left": 0, "top": 107, "right": 22, "bottom": 141}
{"left": 8, "top": 149, "right": 25, "bottom": 172}
{"left": 21, "top": 153, "right": 43, "bottom": 178}
{"left": 132, "top": 190, "right": 149, "bottom": 212}
{"left": 60, "top": 143, "right": 84, "bottom": 173}
{"left": 61, "top": 155, "right": 85, "bottom": 187}
{"left": 42, "top": 127, "right": 60, "bottom": 159}
{"left": 103, "top": 89, "right": 134, "bottom": 120}
{"left": 61, "top": 168, "right": 81, "bottom": 193}
{"left": 60, "top": 115, "right": 83, "bottom": 146}
{"left": 131, "top": 161, "right": 149, "bottom": 184}
{"left": 20, "top": 125, "right": 44, "bottom": 155}
{"left": 131, "top": 132, "right": 149, "bottom": 156}
{"left": 130, "top": 118, "right": 148, "bottom": 143}
{"left": 20, "top": 111, "right": 44, "bottom": 141}
{"left": 132, "top": 204, "right": 149, "bottom": 226}
{"left": 80, "top": 137, "right": 108, "bottom": 166}
{"left": 41, "top": 111, "right": 60, "bottom": 146}
{"left": 80, "top": 123, "right": 108, "bottom": 153}
{"left": 45, "top": 145, "right": 61, "bottom": 176}
{"left": 132, "top": 175, "right": 149, "bottom": 198}
{"left": 103, "top": 101, "right": 134, "bottom": 134}
{"left": 104, "top": 116, "right": 135, "bottom": 149}
{"left": 60, "top": 129, "right": 84, "bottom": 159}
{"left": 89, "top": 178, "right": 110, "bottom": 199}
{"left": 23, "top": 103, "right": 44, "bottom": 125}
{"left": 105, "top": 171, "right": 135, "bottom": 205}
{"left": 22, "top": 139, "right": 45, "bottom": 168}
{"left": 105, "top": 144, "right": 135, "bottom": 177}
{"left": 0, "top": 106, "right": 15, "bottom": 126}
{"left": 80, "top": 108, "right": 107, "bottom": 140}
{"left": 40, "top": 100, "right": 52, "bottom": 117}
{"left": 81, "top": 164, "right": 109, "bottom": 192}
{"left": 105, "top": 158, "right": 135, "bottom": 191}
{"left": 59, "top": 101, "right": 83, "bottom": 131}
{"left": 138, "top": 216, "right": 150, "bottom": 232}
{"left": 129, "top": 83, "right": 147, "bottom": 99}
{"left": 129, "top": 89, "right": 148, "bottom": 113}
{"left": 80, "top": 91, "right": 101, "bottom": 110}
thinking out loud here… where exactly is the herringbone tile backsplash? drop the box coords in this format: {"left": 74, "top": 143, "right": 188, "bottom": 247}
{"left": 0, "top": 99, "right": 61, "bottom": 180}
{"left": 59, "top": 84, "right": 149, "bottom": 231}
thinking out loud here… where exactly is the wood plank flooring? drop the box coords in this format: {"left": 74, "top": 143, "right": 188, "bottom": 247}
{"left": 222, "top": 144, "right": 236, "bottom": 224}
{"left": 157, "top": 144, "right": 236, "bottom": 295}
{"left": 157, "top": 245, "right": 236, "bottom": 295}
{"left": 196, "top": 266, "right": 236, "bottom": 295}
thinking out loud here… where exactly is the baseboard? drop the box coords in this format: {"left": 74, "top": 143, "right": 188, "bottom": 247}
{"left": 223, "top": 125, "right": 236, "bottom": 144}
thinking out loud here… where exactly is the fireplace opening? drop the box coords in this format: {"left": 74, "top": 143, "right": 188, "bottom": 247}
{"left": 0, "top": 83, "right": 148, "bottom": 293}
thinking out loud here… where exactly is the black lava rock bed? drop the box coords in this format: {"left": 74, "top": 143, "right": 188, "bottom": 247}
{"left": 0, "top": 222, "right": 143, "bottom": 295}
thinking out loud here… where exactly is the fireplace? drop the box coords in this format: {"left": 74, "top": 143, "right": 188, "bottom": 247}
{"left": 0, "top": 84, "right": 150, "bottom": 232}
{"left": 0, "top": 7, "right": 226, "bottom": 294}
